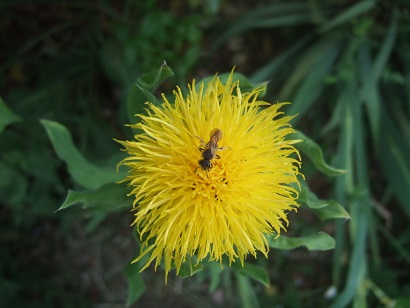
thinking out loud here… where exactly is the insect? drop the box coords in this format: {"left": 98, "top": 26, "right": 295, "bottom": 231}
{"left": 196, "top": 128, "right": 224, "bottom": 171}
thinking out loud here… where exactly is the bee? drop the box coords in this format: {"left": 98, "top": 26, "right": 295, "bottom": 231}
{"left": 196, "top": 128, "right": 224, "bottom": 171}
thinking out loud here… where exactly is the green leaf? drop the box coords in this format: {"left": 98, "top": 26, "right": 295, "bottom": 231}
{"left": 127, "top": 62, "right": 174, "bottom": 124}
{"left": 124, "top": 263, "right": 146, "bottom": 307}
{"left": 377, "top": 110, "right": 410, "bottom": 216}
{"left": 208, "top": 261, "right": 223, "bottom": 293}
{"left": 359, "top": 10, "right": 397, "bottom": 148}
{"left": 371, "top": 9, "right": 397, "bottom": 81}
{"left": 41, "top": 119, "right": 123, "bottom": 190}
{"left": 396, "top": 297, "right": 410, "bottom": 308}
{"left": 298, "top": 181, "right": 350, "bottom": 220}
{"left": 284, "top": 37, "right": 340, "bottom": 122}
{"left": 58, "top": 182, "right": 131, "bottom": 232}
{"left": 331, "top": 198, "right": 369, "bottom": 307}
{"left": 137, "top": 61, "right": 174, "bottom": 91}
{"left": 0, "top": 97, "right": 21, "bottom": 134}
{"left": 198, "top": 71, "right": 268, "bottom": 97}
{"left": 311, "top": 201, "right": 351, "bottom": 220}
{"left": 213, "top": 3, "right": 312, "bottom": 51}
{"left": 178, "top": 258, "right": 204, "bottom": 279}
{"left": 126, "top": 83, "right": 157, "bottom": 124}
{"left": 250, "top": 35, "right": 311, "bottom": 83}
{"left": 58, "top": 182, "right": 131, "bottom": 211}
{"left": 236, "top": 274, "right": 260, "bottom": 308}
{"left": 293, "top": 130, "right": 346, "bottom": 176}
{"left": 319, "top": 0, "right": 376, "bottom": 33}
{"left": 268, "top": 232, "right": 335, "bottom": 251}
{"left": 233, "top": 262, "right": 270, "bottom": 287}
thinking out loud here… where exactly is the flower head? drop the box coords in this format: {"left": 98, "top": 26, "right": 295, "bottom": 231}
{"left": 117, "top": 71, "right": 301, "bottom": 281}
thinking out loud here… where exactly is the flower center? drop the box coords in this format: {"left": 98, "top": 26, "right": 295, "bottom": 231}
{"left": 192, "top": 158, "right": 229, "bottom": 201}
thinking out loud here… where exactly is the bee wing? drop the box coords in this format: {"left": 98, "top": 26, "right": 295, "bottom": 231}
{"left": 209, "top": 128, "right": 219, "bottom": 137}
{"left": 209, "top": 128, "right": 223, "bottom": 141}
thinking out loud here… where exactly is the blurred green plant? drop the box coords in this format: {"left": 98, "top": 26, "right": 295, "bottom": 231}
{"left": 213, "top": 0, "right": 410, "bottom": 306}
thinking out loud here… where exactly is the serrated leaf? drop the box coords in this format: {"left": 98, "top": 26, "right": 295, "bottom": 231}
{"left": 137, "top": 61, "right": 174, "bottom": 91}
{"left": 126, "top": 83, "right": 158, "bottom": 124}
{"left": 127, "top": 62, "right": 174, "bottom": 124}
{"left": 297, "top": 181, "right": 350, "bottom": 220}
{"left": 293, "top": 130, "right": 346, "bottom": 176}
{"left": 58, "top": 182, "right": 131, "bottom": 211}
{"left": 310, "top": 201, "right": 351, "bottom": 220}
{"left": 198, "top": 71, "right": 268, "bottom": 97}
{"left": 268, "top": 232, "right": 335, "bottom": 251}
{"left": 41, "top": 119, "right": 123, "bottom": 190}
{"left": 124, "top": 263, "right": 146, "bottom": 307}
{"left": 233, "top": 262, "right": 270, "bottom": 287}
{"left": 178, "top": 259, "right": 204, "bottom": 278}
{"left": 58, "top": 182, "right": 131, "bottom": 232}
{"left": 0, "top": 97, "right": 21, "bottom": 134}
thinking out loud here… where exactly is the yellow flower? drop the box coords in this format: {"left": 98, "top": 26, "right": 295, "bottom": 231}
{"left": 117, "top": 71, "right": 301, "bottom": 282}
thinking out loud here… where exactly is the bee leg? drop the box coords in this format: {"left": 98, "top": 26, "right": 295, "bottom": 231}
{"left": 215, "top": 154, "right": 220, "bottom": 159}
{"left": 214, "top": 146, "right": 230, "bottom": 155}
{"left": 218, "top": 146, "right": 230, "bottom": 151}
{"left": 195, "top": 135, "right": 206, "bottom": 148}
